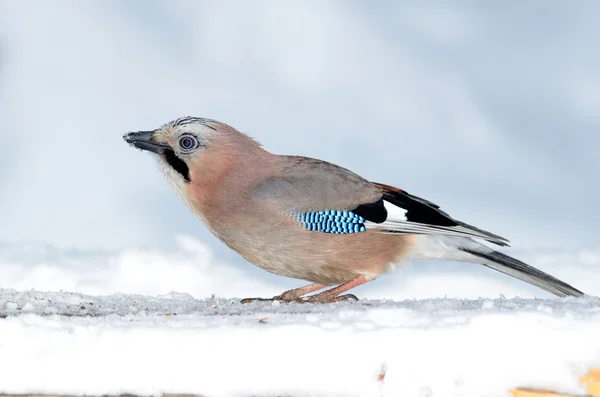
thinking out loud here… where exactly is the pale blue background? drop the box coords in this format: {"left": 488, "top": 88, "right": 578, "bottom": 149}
{"left": 0, "top": 1, "right": 598, "bottom": 296}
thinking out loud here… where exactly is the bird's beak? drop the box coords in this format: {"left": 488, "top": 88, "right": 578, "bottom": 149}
{"left": 123, "top": 130, "right": 170, "bottom": 154}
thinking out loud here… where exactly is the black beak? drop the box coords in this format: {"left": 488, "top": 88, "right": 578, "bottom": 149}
{"left": 123, "top": 131, "right": 170, "bottom": 154}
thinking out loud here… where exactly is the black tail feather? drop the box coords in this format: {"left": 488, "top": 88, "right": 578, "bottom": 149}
{"left": 460, "top": 248, "right": 585, "bottom": 297}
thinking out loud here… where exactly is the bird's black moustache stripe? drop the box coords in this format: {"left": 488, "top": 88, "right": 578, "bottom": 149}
{"left": 163, "top": 149, "right": 190, "bottom": 182}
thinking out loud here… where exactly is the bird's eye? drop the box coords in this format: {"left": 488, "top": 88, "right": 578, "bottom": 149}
{"left": 178, "top": 135, "right": 198, "bottom": 151}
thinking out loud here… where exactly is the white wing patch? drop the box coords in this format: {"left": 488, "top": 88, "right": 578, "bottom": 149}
{"left": 382, "top": 200, "right": 408, "bottom": 221}
{"left": 364, "top": 200, "right": 407, "bottom": 230}
{"left": 365, "top": 199, "right": 509, "bottom": 245}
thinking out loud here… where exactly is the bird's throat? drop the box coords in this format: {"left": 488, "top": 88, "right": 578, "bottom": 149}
{"left": 163, "top": 149, "right": 190, "bottom": 182}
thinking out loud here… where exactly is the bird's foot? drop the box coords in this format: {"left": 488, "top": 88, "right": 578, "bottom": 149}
{"left": 240, "top": 294, "right": 298, "bottom": 304}
{"left": 240, "top": 284, "right": 328, "bottom": 304}
{"left": 305, "top": 293, "right": 359, "bottom": 304}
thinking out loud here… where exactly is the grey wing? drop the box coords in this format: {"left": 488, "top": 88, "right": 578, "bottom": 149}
{"left": 251, "top": 156, "right": 510, "bottom": 246}
{"left": 251, "top": 155, "right": 383, "bottom": 212}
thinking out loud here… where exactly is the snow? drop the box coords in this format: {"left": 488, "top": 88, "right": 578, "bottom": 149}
{"left": 0, "top": 236, "right": 283, "bottom": 301}
{"left": 0, "top": 232, "right": 598, "bottom": 397}
{"left": 1, "top": 288, "right": 600, "bottom": 397}
{"left": 1, "top": 236, "right": 599, "bottom": 396}
{"left": 0, "top": 236, "right": 600, "bottom": 397}
{"left": 2, "top": 235, "right": 599, "bottom": 302}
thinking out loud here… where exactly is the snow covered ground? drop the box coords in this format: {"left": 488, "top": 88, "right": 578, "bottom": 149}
{"left": 1, "top": 237, "right": 600, "bottom": 397}
{"left": 1, "top": 289, "right": 599, "bottom": 397}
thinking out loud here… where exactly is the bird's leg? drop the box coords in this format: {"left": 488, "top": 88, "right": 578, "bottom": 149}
{"left": 275, "top": 283, "right": 329, "bottom": 300}
{"left": 240, "top": 282, "right": 328, "bottom": 304}
{"left": 305, "top": 274, "right": 370, "bottom": 303}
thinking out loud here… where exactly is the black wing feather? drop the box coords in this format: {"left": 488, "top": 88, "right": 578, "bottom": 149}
{"left": 372, "top": 182, "right": 510, "bottom": 247}
{"left": 352, "top": 199, "right": 388, "bottom": 224}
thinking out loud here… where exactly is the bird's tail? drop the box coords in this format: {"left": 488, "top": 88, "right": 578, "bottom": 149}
{"left": 458, "top": 246, "right": 585, "bottom": 297}
{"left": 410, "top": 235, "right": 585, "bottom": 298}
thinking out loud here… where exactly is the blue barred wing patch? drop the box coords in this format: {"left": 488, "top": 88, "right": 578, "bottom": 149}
{"left": 296, "top": 210, "right": 367, "bottom": 234}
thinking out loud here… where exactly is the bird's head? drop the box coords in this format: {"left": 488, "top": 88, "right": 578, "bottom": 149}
{"left": 124, "top": 116, "right": 264, "bottom": 194}
{"left": 123, "top": 116, "right": 224, "bottom": 184}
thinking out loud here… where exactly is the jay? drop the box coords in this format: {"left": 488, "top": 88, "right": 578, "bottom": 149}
{"left": 124, "top": 117, "right": 585, "bottom": 303}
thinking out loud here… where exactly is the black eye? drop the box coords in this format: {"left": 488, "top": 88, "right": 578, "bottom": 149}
{"left": 179, "top": 135, "right": 198, "bottom": 151}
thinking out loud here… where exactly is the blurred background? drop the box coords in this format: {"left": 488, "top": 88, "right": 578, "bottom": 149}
{"left": 0, "top": 0, "right": 598, "bottom": 300}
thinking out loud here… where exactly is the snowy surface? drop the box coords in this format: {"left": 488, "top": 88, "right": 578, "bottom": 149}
{"left": 0, "top": 236, "right": 600, "bottom": 397}
{"left": 0, "top": 233, "right": 598, "bottom": 397}
{"left": 1, "top": 288, "right": 600, "bottom": 397}
{"left": 0, "top": 236, "right": 599, "bottom": 396}
{"left": 1, "top": 235, "right": 599, "bottom": 301}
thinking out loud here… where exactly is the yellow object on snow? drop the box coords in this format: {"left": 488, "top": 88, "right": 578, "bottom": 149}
{"left": 580, "top": 369, "right": 600, "bottom": 397}
{"left": 509, "top": 368, "right": 600, "bottom": 397}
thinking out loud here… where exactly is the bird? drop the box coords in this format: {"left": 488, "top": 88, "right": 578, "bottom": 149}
{"left": 123, "top": 116, "right": 585, "bottom": 303}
